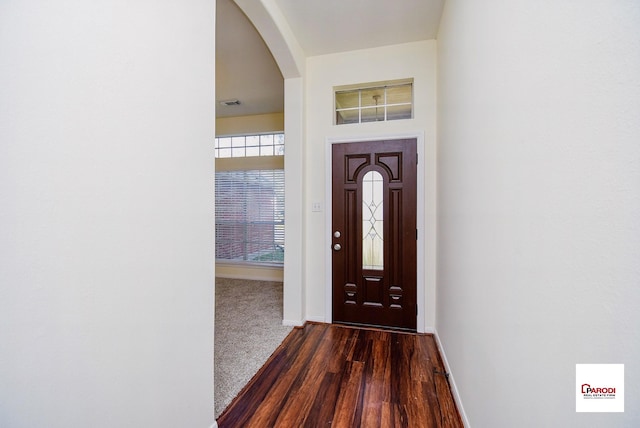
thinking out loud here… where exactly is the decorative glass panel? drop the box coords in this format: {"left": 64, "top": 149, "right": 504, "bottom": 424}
{"left": 362, "top": 171, "right": 384, "bottom": 270}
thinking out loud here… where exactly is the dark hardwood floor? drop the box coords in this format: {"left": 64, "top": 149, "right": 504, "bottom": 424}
{"left": 217, "top": 322, "right": 463, "bottom": 427}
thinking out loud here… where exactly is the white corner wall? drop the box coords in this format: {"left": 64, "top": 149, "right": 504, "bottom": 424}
{"left": 437, "top": 1, "right": 640, "bottom": 426}
{"left": 304, "top": 41, "right": 438, "bottom": 330}
{"left": 233, "top": 0, "right": 306, "bottom": 327}
{"left": 0, "top": 2, "right": 216, "bottom": 427}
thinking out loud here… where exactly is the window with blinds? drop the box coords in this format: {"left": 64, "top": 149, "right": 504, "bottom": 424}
{"left": 215, "top": 165, "right": 284, "bottom": 265}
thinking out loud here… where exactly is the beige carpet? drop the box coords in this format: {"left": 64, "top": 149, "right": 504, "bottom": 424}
{"left": 214, "top": 277, "right": 293, "bottom": 417}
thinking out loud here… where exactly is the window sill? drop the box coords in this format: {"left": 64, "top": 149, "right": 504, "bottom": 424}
{"left": 215, "top": 261, "right": 283, "bottom": 282}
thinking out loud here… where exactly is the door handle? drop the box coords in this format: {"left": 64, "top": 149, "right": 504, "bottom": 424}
{"left": 333, "top": 243, "right": 342, "bottom": 251}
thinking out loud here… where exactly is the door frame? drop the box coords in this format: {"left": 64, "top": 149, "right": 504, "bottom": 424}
{"left": 325, "top": 132, "right": 428, "bottom": 333}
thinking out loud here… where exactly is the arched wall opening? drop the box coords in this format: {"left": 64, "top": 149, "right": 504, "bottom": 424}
{"left": 230, "top": 0, "right": 305, "bottom": 325}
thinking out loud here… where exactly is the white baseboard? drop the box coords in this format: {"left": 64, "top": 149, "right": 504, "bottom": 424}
{"left": 282, "top": 319, "right": 304, "bottom": 327}
{"left": 423, "top": 326, "right": 436, "bottom": 334}
{"left": 282, "top": 316, "right": 325, "bottom": 327}
{"left": 433, "top": 329, "right": 470, "bottom": 427}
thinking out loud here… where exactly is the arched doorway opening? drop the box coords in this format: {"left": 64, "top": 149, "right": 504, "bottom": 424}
{"left": 213, "top": 0, "right": 304, "bottom": 417}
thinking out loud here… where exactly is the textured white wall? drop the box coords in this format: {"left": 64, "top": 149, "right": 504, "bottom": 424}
{"left": 437, "top": 1, "right": 640, "bottom": 426}
{"left": 0, "top": 1, "right": 216, "bottom": 427}
{"left": 304, "top": 41, "right": 438, "bottom": 330}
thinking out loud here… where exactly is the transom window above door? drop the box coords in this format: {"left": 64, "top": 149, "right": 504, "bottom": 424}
{"left": 334, "top": 79, "right": 413, "bottom": 125}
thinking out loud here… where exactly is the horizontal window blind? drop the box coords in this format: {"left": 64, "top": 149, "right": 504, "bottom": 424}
{"left": 215, "top": 169, "right": 284, "bottom": 265}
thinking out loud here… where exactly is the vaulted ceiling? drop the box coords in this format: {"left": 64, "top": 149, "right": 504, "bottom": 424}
{"left": 215, "top": 0, "right": 445, "bottom": 118}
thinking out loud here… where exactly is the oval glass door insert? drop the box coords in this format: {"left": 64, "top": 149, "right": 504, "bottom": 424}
{"left": 362, "top": 170, "right": 384, "bottom": 270}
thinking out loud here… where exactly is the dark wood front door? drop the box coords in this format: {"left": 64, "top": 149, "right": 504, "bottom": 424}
{"left": 332, "top": 139, "right": 417, "bottom": 331}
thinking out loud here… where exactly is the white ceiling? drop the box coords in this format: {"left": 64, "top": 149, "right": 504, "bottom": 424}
{"left": 274, "top": 0, "right": 445, "bottom": 56}
{"left": 216, "top": 0, "right": 444, "bottom": 118}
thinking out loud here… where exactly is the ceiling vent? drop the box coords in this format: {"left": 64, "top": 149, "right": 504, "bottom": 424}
{"left": 219, "top": 99, "right": 241, "bottom": 106}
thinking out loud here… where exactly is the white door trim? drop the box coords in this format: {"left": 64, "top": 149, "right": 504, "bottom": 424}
{"left": 325, "top": 132, "right": 426, "bottom": 333}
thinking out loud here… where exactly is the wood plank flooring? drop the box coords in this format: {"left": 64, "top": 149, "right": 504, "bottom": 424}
{"left": 217, "top": 323, "right": 464, "bottom": 427}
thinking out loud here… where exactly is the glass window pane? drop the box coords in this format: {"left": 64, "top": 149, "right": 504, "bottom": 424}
{"left": 360, "top": 87, "right": 384, "bottom": 107}
{"left": 260, "top": 145, "right": 274, "bottom": 156}
{"left": 218, "top": 148, "right": 232, "bottom": 158}
{"left": 362, "top": 170, "right": 384, "bottom": 270}
{"left": 217, "top": 137, "right": 232, "bottom": 148}
{"left": 232, "top": 136, "right": 245, "bottom": 147}
{"left": 386, "top": 84, "right": 412, "bottom": 105}
{"left": 246, "top": 146, "right": 260, "bottom": 157}
{"left": 361, "top": 107, "right": 384, "bottom": 123}
{"left": 335, "top": 90, "right": 359, "bottom": 109}
{"left": 260, "top": 134, "right": 274, "bottom": 146}
{"left": 387, "top": 104, "right": 412, "bottom": 121}
{"left": 273, "top": 134, "right": 284, "bottom": 156}
{"left": 232, "top": 147, "right": 245, "bottom": 157}
{"left": 246, "top": 135, "right": 259, "bottom": 148}
{"left": 337, "top": 110, "right": 359, "bottom": 124}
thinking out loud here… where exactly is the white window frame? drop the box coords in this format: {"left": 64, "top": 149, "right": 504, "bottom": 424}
{"left": 334, "top": 79, "right": 414, "bottom": 125}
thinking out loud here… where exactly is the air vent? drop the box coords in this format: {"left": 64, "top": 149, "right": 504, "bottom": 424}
{"left": 219, "top": 99, "right": 241, "bottom": 106}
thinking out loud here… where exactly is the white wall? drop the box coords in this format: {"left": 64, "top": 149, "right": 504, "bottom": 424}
{"left": 437, "top": 1, "right": 640, "bottom": 426}
{"left": 0, "top": 1, "right": 216, "bottom": 427}
{"left": 304, "top": 41, "right": 438, "bottom": 330}
{"left": 215, "top": 112, "right": 284, "bottom": 136}
{"left": 283, "top": 77, "right": 306, "bottom": 326}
